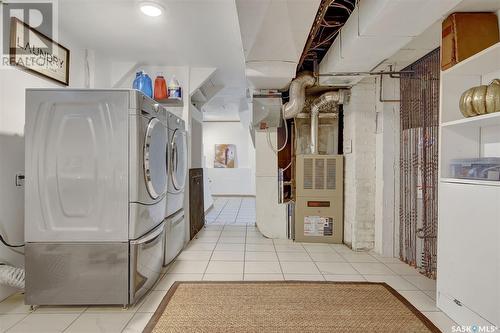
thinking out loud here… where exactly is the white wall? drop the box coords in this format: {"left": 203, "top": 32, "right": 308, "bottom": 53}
{"left": 0, "top": 30, "right": 98, "bottom": 300}
{"left": 202, "top": 121, "right": 255, "bottom": 196}
{"left": 343, "top": 75, "right": 400, "bottom": 254}
{"left": 343, "top": 77, "right": 377, "bottom": 250}
{"left": 374, "top": 75, "right": 399, "bottom": 257}
{"left": 255, "top": 129, "right": 287, "bottom": 239}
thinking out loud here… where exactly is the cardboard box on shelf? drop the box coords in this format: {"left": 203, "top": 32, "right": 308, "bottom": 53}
{"left": 441, "top": 12, "right": 499, "bottom": 71}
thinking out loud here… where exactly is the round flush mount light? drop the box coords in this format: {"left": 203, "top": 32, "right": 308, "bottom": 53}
{"left": 139, "top": 1, "right": 164, "bottom": 17}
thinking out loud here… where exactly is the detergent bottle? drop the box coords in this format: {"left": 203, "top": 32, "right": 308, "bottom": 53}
{"left": 132, "top": 72, "right": 141, "bottom": 90}
{"left": 168, "top": 75, "right": 182, "bottom": 99}
{"left": 133, "top": 71, "right": 153, "bottom": 98}
{"left": 154, "top": 73, "right": 168, "bottom": 100}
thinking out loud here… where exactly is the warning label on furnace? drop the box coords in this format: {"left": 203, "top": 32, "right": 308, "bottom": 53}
{"left": 304, "top": 216, "right": 333, "bottom": 236}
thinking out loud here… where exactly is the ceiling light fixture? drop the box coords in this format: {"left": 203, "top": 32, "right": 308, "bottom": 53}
{"left": 139, "top": 1, "right": 164, "bottom": 17}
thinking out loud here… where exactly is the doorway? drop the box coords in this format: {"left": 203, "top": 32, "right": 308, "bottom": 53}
{"left": 399, "top": 49, "right": 440, "bottom": 279}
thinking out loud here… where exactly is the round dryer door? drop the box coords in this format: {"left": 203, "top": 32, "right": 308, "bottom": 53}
{"left": 144, "top": 118, "right": 168, "bottom": 199}
{"left": 170, "top": 129, "right": 187, "bottom": 191}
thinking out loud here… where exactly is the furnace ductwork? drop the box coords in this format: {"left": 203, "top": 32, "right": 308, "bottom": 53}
{"left": 310, "top": 91, "right": 343, "bottom": 154}
{"left": 283, "top": 73, "right": 315, "bottom": 119}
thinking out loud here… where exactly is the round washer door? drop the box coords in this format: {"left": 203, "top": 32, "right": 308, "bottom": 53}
{"left": 144, "top": 118, "right": 168, "bottom": 199}
{"left": 170, "top": 129, "right": 187, "bottom": 191}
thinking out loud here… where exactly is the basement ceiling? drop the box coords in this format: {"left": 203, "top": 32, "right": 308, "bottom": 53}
{"left": 298, "top": 0, "right": 356, "bottom": 73}
{"left": 235, "top": 0, "right": 321, "bottom": 89}
{"left": 58, "top": 0, "right": 247, "bottom": 95}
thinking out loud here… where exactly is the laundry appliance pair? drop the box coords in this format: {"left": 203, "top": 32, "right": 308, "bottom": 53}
{"left": 24, "top": 89, "right": 187, "bottom": 306}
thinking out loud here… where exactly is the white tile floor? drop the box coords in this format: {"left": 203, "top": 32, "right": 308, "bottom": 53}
{"left": 0, "top": 197, "right": 457, "bottom": 332}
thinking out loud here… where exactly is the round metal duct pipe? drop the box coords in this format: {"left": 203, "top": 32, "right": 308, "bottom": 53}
{"left": 310, "top": 91, "right": 342, "bottom": 154}
{"left": 283, "top": 73, "right": 315, "bottom": 119}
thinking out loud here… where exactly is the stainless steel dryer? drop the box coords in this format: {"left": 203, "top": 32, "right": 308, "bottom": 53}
{"left": 25, "top": 89, "right": 167, "bottom": 306}
{"left": 164, "top": 111, "right": 188, "bottom": 265}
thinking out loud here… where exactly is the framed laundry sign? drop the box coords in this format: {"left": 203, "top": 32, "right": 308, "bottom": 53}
{"left": 9, "top": 17, "right": 70, "bottom": 86}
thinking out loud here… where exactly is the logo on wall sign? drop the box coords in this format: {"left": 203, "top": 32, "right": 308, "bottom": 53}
{"left": 1, "top": 1, "right": 68, "bottom": 85}
{"left": 1, "top": 1, "right": 55, "bottom": 58}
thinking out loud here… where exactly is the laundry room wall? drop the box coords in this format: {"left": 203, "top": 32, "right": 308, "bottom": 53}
{"left": 203, "top": 121, "right": 256, "bottom": 196}
{"left": 343, "top": 77, "right": 377, "bottom": 251}
{"left": 0, "top": 29, "right": 108, "bottom": 301}
{"left": 114, "top": 65, "right": 190, "bottom": 121}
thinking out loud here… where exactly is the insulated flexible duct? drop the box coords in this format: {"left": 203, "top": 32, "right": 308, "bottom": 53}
{"left": 310, "top": 91, "right": 343, "bottom": 154}
{"left": 0, "top": 264, "right": 25, "bottom": 289}
{"left": 283, "top": 73, "right": 315, "bottom": 119}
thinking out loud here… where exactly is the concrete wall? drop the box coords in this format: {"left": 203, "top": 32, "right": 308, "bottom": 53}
{"left": 202, "top": 121, "right": 255, "bottom": 196}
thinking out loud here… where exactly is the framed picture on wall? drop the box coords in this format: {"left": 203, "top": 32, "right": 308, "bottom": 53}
{"left": 9, "top": 17, "right": 70, "bottom": 86}
{"left": 214, "top": 144, "right": 236, "bottom": 168}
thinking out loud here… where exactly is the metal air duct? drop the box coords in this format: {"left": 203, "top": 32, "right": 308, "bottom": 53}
{"left": 310, "top": 90, "right": 343, "bottom": 154}
{"left": 283, "top": 73, "right": 315, "bottom": 119}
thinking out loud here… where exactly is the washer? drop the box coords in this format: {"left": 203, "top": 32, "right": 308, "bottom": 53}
{"left": 24, "top": 89, "right": 167, "bottom": 306}
{"left": 164, "top": 111, "right": 188, "bottom": 265}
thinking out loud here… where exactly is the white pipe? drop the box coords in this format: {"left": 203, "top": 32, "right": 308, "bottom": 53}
{"left": 283, "top": 73, "right": 315, "bottom": 119}
{"left": 310, "top": 91, "right": 343, "bottom": 154}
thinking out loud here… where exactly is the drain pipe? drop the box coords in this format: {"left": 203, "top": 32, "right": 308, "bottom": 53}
{"left": 283, "top": 73, "right": 315, "bottom": 119}
{"left": 310, "top": 91, "right": 343, "bottom": 154}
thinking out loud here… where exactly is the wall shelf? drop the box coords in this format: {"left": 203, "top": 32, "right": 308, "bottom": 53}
{"left": 442, "top": 42, "right": 500, "bottom": 77}
{"left": 440, "top": 177, "right": 500, "bottom": 187}
{"left": 441, "top": 112, "right": 500, "bottom": 129}
{"left": 157, "top": 97, "right": 184, "bottom": 108}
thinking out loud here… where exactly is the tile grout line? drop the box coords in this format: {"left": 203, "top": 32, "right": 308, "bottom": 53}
{"left": 235, "top": 197, "right": 243, "bottom": 225}
{"left": 211, "top": 197, "right": 229, "bottom": 225}
{"left": 303, "top": 246, "right": 327, "bottom": 281}
{"left": 271, "top": 239, "right": 286, "bottom": 280}
{"left": 120, "top": 311, "right": 143, "bottom": 333}
{"left": 239, "top": 197, "right": 247, "bottom": 279}
{"left": 331, "top": 246, "right": 367, "bottom": 279}
{"left": 242, "top": 212, "right": 247, "bottom": 280}
{"left": 60, "top": 308, "right": 86, "bottom": 333}
{"left": 202, "top": 221, "right": 224, "bottom": 280}
{"left": 4, "top": 312, "right": 30, "bottom": 332}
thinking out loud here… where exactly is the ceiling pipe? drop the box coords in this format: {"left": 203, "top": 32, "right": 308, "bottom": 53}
{"left": 283, "top": 73, "right": 315, "bottom": 119}
{"left": 318, "top": 69, "right": 414, "bottom": 76}
{"left": 310, "top": 90, "right": 343, "bottom": 154}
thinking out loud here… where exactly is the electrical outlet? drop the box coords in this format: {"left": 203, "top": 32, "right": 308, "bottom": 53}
{"left": 344, "top": 140, "right": 352, "bottom": 154}
{"left": 15, "top": 173, "right": 25, "bottom": 187}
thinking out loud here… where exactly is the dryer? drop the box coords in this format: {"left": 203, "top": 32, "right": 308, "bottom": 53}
{"left": 166, "top": 111, "right": 187, "bottom": 217}
{"left": 164, "top": 111, "right": 188, "bottom": 265}
{"left": 24, "top": 89, "right": 167, "bottom": 306}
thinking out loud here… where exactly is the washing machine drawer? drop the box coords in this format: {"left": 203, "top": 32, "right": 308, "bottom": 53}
{"left": 164, "top": 210, "right": 185, "bottom": 265}
{"left": 129, "top": 222, "right": 165, "bottom": 304}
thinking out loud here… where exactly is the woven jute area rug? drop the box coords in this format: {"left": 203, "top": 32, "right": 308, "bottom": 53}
{"left": 143, "top": 281, "right": 440, "bottom": 333}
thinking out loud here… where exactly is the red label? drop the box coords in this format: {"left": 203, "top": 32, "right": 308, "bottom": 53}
{"left": 307, "top": 201, "right": 330, "bottom": 208}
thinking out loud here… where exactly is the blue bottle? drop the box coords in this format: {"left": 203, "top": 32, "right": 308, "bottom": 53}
{"left": 133, "top": 71, "right": 153, "bottom": 98}
{"left": 132, "top": 72, "right": 141, "bottom": 90}
{"left": 141, "top": 72, "right": 153, "bottom": 98}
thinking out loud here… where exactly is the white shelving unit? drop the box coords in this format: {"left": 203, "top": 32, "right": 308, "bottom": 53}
{"left": 437, "top": 41, "right": 500, "bottom": 328}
